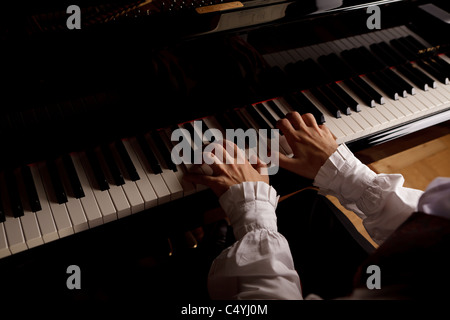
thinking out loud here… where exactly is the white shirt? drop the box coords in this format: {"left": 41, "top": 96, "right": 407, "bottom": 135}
{"left": 207, "top": 143, "right": 450, "bottom": 300}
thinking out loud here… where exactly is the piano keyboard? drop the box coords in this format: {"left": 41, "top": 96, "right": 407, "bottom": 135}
{"left": 1, "top": 25, "right": 450, "bottom": 259}
{"left": 263, "top": 25, "right": 450, "bottom": 145}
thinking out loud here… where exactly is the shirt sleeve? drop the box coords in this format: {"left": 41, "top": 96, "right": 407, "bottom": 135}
{"left": 313, "top": 143, "right": 424, "bottom": 245}
{"left": 207, "top": 181, "right": 303, "bottom": 300}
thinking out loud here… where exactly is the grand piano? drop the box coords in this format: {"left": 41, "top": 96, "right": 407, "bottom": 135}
{"left": 0, "top": 0, "right": 449, "bottom": 302}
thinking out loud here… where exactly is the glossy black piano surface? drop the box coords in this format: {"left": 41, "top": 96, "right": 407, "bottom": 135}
{"left": 0, "top": 0, "right": 450, "bottom": 303}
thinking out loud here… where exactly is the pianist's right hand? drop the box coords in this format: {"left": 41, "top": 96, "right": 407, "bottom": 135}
{"left": 276, "top": 112, "right": 338, "bottom": 180}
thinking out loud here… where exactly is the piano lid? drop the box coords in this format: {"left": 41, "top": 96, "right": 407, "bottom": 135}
{"left": 1, "top": 0, "right": 411, "bottom": 39}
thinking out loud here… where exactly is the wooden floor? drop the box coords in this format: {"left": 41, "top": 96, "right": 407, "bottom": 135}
{"left": 329, "top": 121, "right": 450, "bottom": 247}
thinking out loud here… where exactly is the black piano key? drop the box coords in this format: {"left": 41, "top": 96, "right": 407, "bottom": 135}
{"left": 62, "top": 154, "right": 85, "bottom": 199}
{"left": 342, "top": 48, "right": 393, "bottom": 100}
{"left": 396, "top": 65, "right": 428, "bottom": 91}
{"left": 115, "top": 140, "right": 140, "bottom": 181}
{"left": 185, "top": 121, "right": 204, "bottom": 147}
{"left": 367, "top": 71, "right": 400, "bottom": 100}
{"left": 390, "top": 39, "right": 417, "bottom": 61}
{"left": 150, "top": 131, "right": 177, "bottom": 172}
{"left": 286, "top": 61, "right": 311, "bottom": 90}
{"left": 318, "top": 53, "right": 353, "bottom": 81}
{"left": 247, "top": 105, "right": 271, "bottom": 130}
{"left": 352, "top": 76, "right": 385, "bottom": 105}
{"left": 283, "top": 93, "right": 308, "bottom": 115}
{"left": 199, "top": 119, "right": 212, "bottom": 133}
{"left": 377, "top": 42, "right": 408, "bottom": 64}
{"left": 418, "top": 58, "right": 450, "bottom": 84}
{"left": 173, "top": 125, "right": 195, "bottom": 164}
{"left": 4, "top": 171, "right": 24, "bottom": 218}
{"left": 384, "top": 68, "right": 416, "bottom": 95}
{"left": 101, "top": 144, "right": 125, "bottom": 186}
{"left": 310, "top": 87, "right": 341, "bottom": 118}
{"left": 214, "top": 113, "right": 233, "bottom": 131}
{"left": 198, "top": 119, "right": 217, "bottom": 143}
{"left": 343, "top": 79, "right": 375, "bottom": 107}
{"left": 256, "top": 103, "right": 278, "bottom": 128}
{"left": 404, "top": 35, "right": 426, "bottom": 53}
{"left": 303, "top": 58, "right": 332, "bottom": 87}
{"left": 136, "top": 135, "right": 162, "bottom": 174}
{"left": 404, "top": 63, "right": 436, "bottom": 89}
{"left": 430, "top": 56, "right": 450, "bottom": 76}
{"left": 330, "top": 82, "right": 361, "bottom": 112}
{"left": 377, "top": 69, "right": 407, "bottom": 98}
{"left": 21, "top": 165, "right": 42, "bottom": 212}
{"left": 86, "top": 148, "right": 110, "bottom": 191}
{"left": 284, "top": 92, "right": 326, "bottom": 124}
{"left": 321, "top": 85, "right": 351, "bottom": 115}
{"left": 370, "top": 42, "right": 401, "bottom": 67}
{"left": 398, "top": 37, "right": 421, "bottom": 58}
{"left": 266, "top": 100, "right": 286, "bottom": 118}
{"left": 0, "top": 196, "right": 5, "bottom": 222}
{"left": 341, "top": 48, "right": 368, "bottom": 75}
{"left": 227, "top": 110, "right": 251, "bottom": 131}
{"left": 356, "top": 46, "right": 386, "bottom": 72}
{"left": 46, "top": 160, "right": 68, "bottom": 204}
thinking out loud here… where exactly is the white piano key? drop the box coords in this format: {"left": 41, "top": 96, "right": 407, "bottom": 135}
{"left": 122, "top": 139, "right": 159, "bottom": 208}
{"left": 29, "top": 165, "right": 59, "bottom": 243}
{"left": 70, "top": 153, "right": 104, "bottom": 228}
{"left": 262, "top": 54, "right": 278, "bottom": 68}
{"left": 310, "top": 44, "right": 326, "bottom": 57}
{"left": 38, "top": 162, "right": 74, "bottom": 238}
{"left": 163, "top": 127, "right": 200, "bottom": 195}
{"left": 110, "top": 143, "right": 145, "bottom": 214}
{"left": 294, "top": 48, "right": 308, "bottom": 61}
{"left": 285, "top": 49, "right": 302, "bottom": 62}
{"left": 258, "top": 102, "right": 293, "bottom": 156}
{"left": 0, "top": 224, "right": 11, "bottom": 258}
{"left": 95, "top": 147, "right": 132, "bottom": 218}
{"left": 279, "top": 51, "right": 295, "bottom": 64}
{"left": 150, "top": 132, "right": 184, "bottom": 200}
{"left": 130, "top": 137, "right": 171, "bottom": 204}
{"left": 242, "top": 106, "right": 288, "bottom": 155}
{"left": 12, "top": 169, "right": 43, "bottom": 249}
{"left": 3, "top": 217, "right": 27, "bottom": 254}
{"left": 19, "top": 211, "right": 43, "bottom": 249}
{"left": 78, "top": 152, "right": 117, "bottom": 223}
{"left": 346, "top": 110, "right": 372, "bottom": 135}
{"left": 56, "top": 158, "right": 89, "bottom": 233}
{"left": 336, "top": 82, "right": 381, "bottom": 129}
{"left": 301, "top": 91, "right": 346, "bottom": 141}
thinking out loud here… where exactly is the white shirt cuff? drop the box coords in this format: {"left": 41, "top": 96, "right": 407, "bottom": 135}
{"left": 219, "top": 181, "right": 279, "bottom": 240}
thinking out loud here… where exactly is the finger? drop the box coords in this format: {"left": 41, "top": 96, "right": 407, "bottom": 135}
{"left": 209, "top": 142, "right": 234, "bottom": 165}
{"left": 302, "top": 113, "right": 319, "bottom": 129}
{"left": 276, "top": 118, "right": 296, "bottom": 137}
{"left": 285, "top": 111, "right": 306, "bottom": 130}
{"left": 222, "top": 139, "right": 246, "bottom": 164}
{"left": 203, "top": 152, "right": 226, "bottom": 176}
{"left": 319, "top": 124, "right": 337, "bottom": 140}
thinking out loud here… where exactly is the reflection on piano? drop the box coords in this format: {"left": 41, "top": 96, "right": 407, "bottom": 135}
{"left": 1, "top": 0, "right": 449, "bottom": 301}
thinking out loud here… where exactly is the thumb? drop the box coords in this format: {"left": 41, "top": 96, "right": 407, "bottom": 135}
{"left": 249, "top": 153, "right": 268, "bottom": 176}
